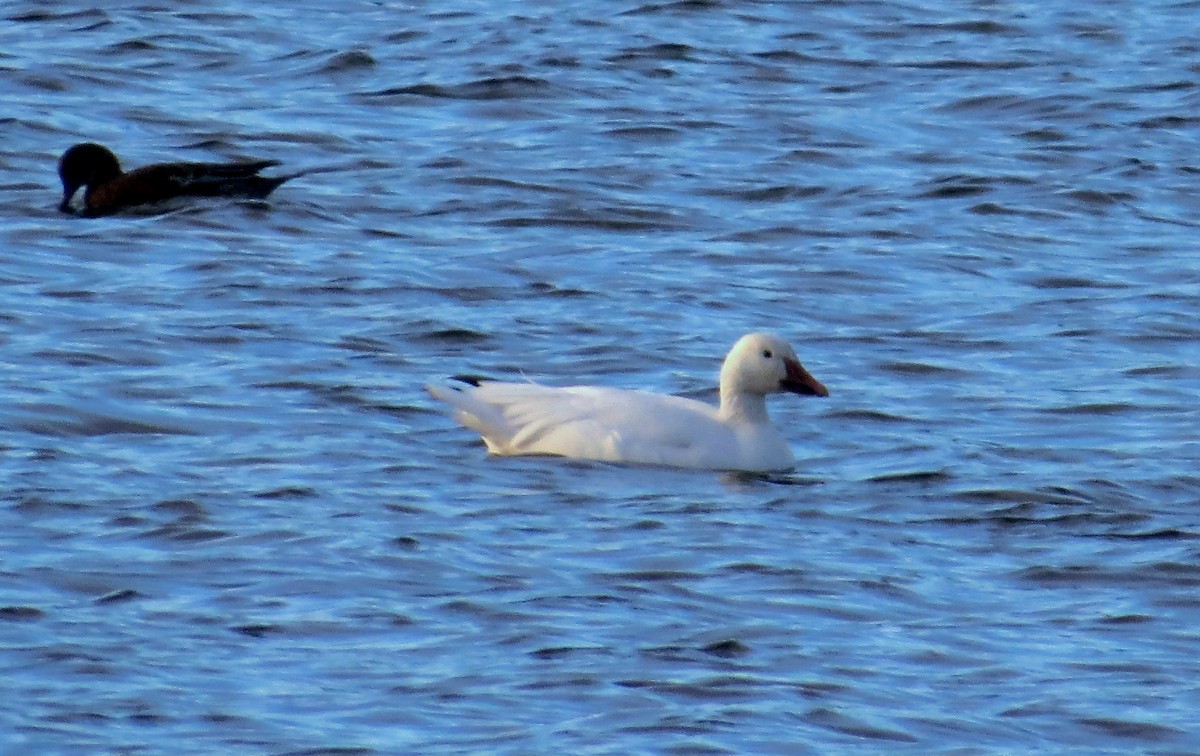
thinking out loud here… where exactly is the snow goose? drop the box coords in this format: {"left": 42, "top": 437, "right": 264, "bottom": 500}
{"left": 426, "top": 332, "right": 828, "bottom": 472}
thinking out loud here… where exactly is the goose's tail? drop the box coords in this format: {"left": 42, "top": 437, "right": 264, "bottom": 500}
{"left": 425, "top": 378, "right": 512, "bottom": 453}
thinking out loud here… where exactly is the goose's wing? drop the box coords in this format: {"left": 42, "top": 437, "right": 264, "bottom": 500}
{"left": 427, "top": 380, "right": 728, "bottom": 466}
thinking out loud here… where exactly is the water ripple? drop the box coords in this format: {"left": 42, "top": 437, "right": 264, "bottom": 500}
{"left": 2, "top": 0, "right": 1199, "bottom": 753}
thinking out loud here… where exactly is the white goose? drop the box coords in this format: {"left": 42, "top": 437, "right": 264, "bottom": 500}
{"left": 425, "top": 332, "right": 828, "bottom": 472}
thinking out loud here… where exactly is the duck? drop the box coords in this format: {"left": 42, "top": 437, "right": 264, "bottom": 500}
{"left": 57, "top": 142, "right": 294, "bottom": 217}
{"left": 426, "top": 332, "right": 829, "bottom": 472}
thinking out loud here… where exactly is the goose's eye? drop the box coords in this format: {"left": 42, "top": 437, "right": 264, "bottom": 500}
{"left": 762, "top": 349, "right": 773, "bottom": 359}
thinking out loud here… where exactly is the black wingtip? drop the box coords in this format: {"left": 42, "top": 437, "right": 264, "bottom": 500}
{"left": 450, "top": 374, "right": 487, "bottom": 387}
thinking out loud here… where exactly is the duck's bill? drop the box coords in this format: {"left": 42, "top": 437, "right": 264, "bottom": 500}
{"left": 782, "top": 359, "right": 829, "bottom": 397}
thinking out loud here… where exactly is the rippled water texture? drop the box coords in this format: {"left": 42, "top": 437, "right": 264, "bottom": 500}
{"left": 2, "top": 1, "right": 1199, "bottom": 752}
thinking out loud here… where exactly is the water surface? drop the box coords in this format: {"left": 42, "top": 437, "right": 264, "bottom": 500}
{"left": 2, "top": 1, "right": 1198, "bottom": 752}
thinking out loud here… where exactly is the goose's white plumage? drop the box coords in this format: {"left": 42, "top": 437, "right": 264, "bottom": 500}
{"left": 426, "top": 332, "right": 828, "bottom": 472}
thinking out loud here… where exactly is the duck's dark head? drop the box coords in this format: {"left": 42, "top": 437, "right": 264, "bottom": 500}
{"left": 58, "top": 143, "right": 122, "bottom": 214}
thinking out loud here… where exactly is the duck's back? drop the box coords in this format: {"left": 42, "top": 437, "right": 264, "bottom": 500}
{"left": 428, "top": 380, "right": 795, "bottom": 471}
{"left": 84, "top": 161, "right": 287, "bottom": 216}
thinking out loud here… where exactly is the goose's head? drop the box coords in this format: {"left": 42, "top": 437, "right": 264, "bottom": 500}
{"left": 720, "top": 332, "right": 829, "bottom": 399}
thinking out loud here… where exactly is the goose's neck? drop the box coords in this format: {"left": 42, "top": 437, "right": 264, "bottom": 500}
{"left": 718, "top": 389, "right": 771, "bottom": 424}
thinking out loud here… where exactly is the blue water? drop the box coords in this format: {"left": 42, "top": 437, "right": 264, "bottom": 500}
{"left": 2, "top": 1, "right": 1199, "bottom": 752}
